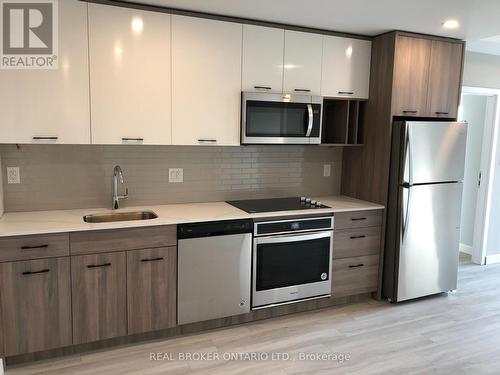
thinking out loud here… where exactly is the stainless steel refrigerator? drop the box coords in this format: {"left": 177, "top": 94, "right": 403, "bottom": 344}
{"left": 383, "top": 121, "right": 468, "bottom": 302}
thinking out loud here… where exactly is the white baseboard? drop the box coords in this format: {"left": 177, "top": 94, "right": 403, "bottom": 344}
{"left": 485, "top": 254, "right": 500, "bottom": 264}
{"left": 460, "top": 243, "right": 473, "bottom": 255}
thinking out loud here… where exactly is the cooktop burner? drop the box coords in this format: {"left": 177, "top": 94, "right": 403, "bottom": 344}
{"left": 226, "top": 197, "right": 329, "bottom": 213}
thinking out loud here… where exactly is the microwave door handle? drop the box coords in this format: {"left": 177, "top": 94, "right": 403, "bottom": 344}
{"left": 306, "top": 104, "right": 313, "bottom": 136}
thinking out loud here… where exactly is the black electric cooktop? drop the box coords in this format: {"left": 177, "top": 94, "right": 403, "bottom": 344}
{"left": 226, "top": 197, "right": 329, "bottom": 213}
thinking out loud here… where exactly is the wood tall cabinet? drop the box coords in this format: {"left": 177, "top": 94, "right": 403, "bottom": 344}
{"left": 341, "top": 31, "right": 465, "bottom": 297}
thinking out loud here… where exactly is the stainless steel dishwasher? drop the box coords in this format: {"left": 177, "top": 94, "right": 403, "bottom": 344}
{"left": 177, "top": 219, "right": 253, "bottom": 325}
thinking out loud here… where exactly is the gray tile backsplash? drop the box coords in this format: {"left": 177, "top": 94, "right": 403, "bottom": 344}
{"left": 0, "top": 144, "right": 342, "bottom": 212}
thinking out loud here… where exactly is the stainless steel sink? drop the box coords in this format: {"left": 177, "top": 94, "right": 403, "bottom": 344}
{"left": 83, "top": 211, "right": 158, "bottom": 223}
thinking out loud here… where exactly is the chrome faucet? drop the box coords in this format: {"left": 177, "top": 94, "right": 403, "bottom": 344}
{"left": 112, "top": 165, "right": 128, "bottom": 209}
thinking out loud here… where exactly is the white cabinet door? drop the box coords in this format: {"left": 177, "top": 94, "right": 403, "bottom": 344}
{"left": 172, "top": 16, "right": 242, "bottom": 146}
{"left": 0, "top": 0, "right": 90, "bottom": 144}
{"left": 89, "top": 4, "right": 171, "bottom": 145}
{"left": 322, "top": 36, "right": 371, "bottom": 99}
{"left": 242, "top": 25, "right": 284, "bottom": 94}
{"left": 283, "top": 30, "right": 323, "bottom": 95}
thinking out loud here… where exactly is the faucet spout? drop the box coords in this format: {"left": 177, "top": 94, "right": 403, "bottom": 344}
{"left": 112, "top": 165, "right": 128, "bottom": 209}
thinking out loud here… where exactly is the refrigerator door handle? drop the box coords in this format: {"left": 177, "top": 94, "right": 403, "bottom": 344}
{"left": 402, "top": 186, "right": 411, "bottom": 243}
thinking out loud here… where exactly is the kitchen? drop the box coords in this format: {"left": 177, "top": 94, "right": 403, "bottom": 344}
{"left": 1, "top": 0, "right": 500, "bottom": 373}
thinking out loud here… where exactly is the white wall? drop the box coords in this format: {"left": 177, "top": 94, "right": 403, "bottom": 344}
{"left": 459, "top": 95, "right": 487, "bottom": 247}
{"left": 463, "top": 51, "right": 500, "bottom": 89}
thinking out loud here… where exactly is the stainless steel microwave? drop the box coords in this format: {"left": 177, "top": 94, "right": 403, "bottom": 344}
{"left": 241, "top": 92, "right": 323, "bottom": 145}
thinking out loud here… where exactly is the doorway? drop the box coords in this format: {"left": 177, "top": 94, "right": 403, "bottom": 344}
{"left": 459, "top": 87, "right": 500, "bottom": 265}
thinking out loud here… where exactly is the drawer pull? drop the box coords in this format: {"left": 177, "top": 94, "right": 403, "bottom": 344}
{"left": 87, "top": 263, "right": 111, "bottom": 269}
{"left": 338, "top": 91, "right": 354, "bottom": 95}
{"left": 33, "top": 136, "right": 58, "bottom": 140}
{"left": 350, "top": 235, "right": 366, "bottom": 239}
{"left": 294, "top": 88, "right": 311, "bottom": 92}
{"left": 20, "top": 244, "right": 49, "bottom": 250}
{"left": 402, "top": 110, "right": 417, "bottom": 114}
{"left": 348, "top": 263, "right": 364, "bottom": 268}
{"left": 141, "top": 257, "right": 164, "bottom": 263}
{"left": 435, "top": 111, "right": 449, "bottom": 115}
{"left": 122, "top": 137, "right": 144, "bottom": 141}
{"left": 198, "top": 139, "right": 217, "bottom": 143}
{"left": 22, "top": 269, "right": 50, "bottom": 276}
{"left": 351, "top": 217, "right": 367, "bottom": 221}
{"left": 254, "top": 86, "right": 272, "bottom": 90}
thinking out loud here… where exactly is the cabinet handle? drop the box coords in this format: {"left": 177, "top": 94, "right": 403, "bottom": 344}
{"left": 294, "top": 88, "right": 311, "bottom": 92}
{"left": 338, "top": 91, "right": 354, "bottom": 95}
{"left": 350, "top": 235, "right": 366, "bottom": 239}
{"left": 254, "top": 86, "right": 272, "bottom": 90}
{"left": 122, "top": 137, "right": 144, "bottom": 141}
{"left": 348, "top": 264, "right": 364, "bottom": 268}
{"left": 20, "top": 244, "right": 49, "bottom": 250}
{"left": 87, "top": 262, "right": 111, "bottom": 269}
{"left": 33, "top": 136, "right": 58, "bottom": 140}
{"left": 435, "top": 111, "right": 449, "bottom": 115}
{"left": 402, "top": 110, "right": 418, "bottom": 114}
{"left": 351, "top": 217, "right": 367, "bottom": 221}
{"left": 141, "top": 257, "right": 164, "bottom": 263}
{"left": 22, "top": 269, "right": 50, "bottom": 276}
{"left": 198, "top": 139, "right": 217, "bottom": 143}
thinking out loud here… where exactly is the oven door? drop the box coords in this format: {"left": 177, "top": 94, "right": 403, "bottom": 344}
{"left": 242, "top": 93, "right": 322, "bottom": 145}
{"left": 252, "top": 231, "right": 332, "bottom": 308}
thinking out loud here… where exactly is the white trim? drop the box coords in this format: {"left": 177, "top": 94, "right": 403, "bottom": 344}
{"left": 459, "top": 243, "right": 473, "bottom": 255}
{"left": 0, "top": 358, "right": 4, "bottom": 375}
{"left": 461, "top": 86, "right": 500, "bottom": 265}
{"left": 485, "top": 254, "right": 500, "bottom": 265}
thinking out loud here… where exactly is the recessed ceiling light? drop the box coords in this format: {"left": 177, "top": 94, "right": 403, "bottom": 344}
{"left": 442, "top": 19, "right": 460, "bottom": 29}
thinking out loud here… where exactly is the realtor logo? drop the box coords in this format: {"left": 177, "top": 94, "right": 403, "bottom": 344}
{"left": 1, "top": 0, "right": 58, "bottom": 69}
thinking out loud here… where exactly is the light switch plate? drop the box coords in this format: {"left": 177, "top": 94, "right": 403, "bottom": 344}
{"left": 323, "top": 164, "right": 331, "bottom": 177}
{"left": 7, "top": 167, "right": 20, "bottom": 184}
{"left": 169, "top": 168, "right": 183, "bottom": 183}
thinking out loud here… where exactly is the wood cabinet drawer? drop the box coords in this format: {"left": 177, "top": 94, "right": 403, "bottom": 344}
{"left": 71, "top": 252, "right": 127, "bottom": 344}
{"left": 332, "top": 255, "right": 379, "bottom": 297}
{"left": 70, "top": 225, "right": 176, "bottom": 255}
{"left": 334, "top": 210, "right": 383, "bottom": 230}
{"left": 333, "top": 226, "right": 381, "bottom": 259}
{"left": 0, "top": 257, "right": 72, "bottom": 356}
{"left": 127, "top": 247, "right": 177, "bottom": 335}
{"left": 0, "top": 233, "right": 69, "bottom": 262}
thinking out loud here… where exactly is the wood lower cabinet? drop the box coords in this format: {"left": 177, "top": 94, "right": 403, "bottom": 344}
{"left": 0, "top": 258, "right": 72, "bottom": 356}
{"left": 71, "top": 252, "right": 127, "bottom": 344}
{"left": 127, "top": 247, "right": 177, "bottom": 334}
{"left": 333, "top": 226, "right": 381, "bottom": 259}
{"left": 332, "top": 255, "right": 379, "bottom": 297}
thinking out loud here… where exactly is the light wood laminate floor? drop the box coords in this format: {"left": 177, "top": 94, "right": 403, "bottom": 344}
{"left": 6, "top": 253, "right": 500, "bottom": 374}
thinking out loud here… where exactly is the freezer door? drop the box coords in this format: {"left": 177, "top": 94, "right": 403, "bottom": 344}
{"left": 396, "top": 183, "right": 463, "bottom": 302}
{"left": 404, "top": 122, "right": 467, "bottom": 184}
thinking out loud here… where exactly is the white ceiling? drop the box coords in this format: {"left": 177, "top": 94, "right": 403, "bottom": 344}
{"left": 123, "top": 0, "right": 500, "bottom": 56}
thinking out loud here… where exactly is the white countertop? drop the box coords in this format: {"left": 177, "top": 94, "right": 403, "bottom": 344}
{"left": 0, "top": 196, "right": 383, "bottom": 237}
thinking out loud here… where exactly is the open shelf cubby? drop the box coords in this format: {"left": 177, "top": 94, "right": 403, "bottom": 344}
{"left": 321, "top": 99, "right": 366, "bottom": 146}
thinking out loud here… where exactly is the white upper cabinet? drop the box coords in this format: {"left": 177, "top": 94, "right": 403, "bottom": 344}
{"left": 242, "top": 25, "right": 284, "bottom": 93}
{"left": 88, "top": 4, "right": 171, "bottom": 145}
{"left": 0, "top": 0, "right": 90, "bottom": 144}
{"left": 283, "top": 30, "right": 323, "bottom": 95}
{"left": 322, "top": 36, "right": 371, "bottom": 99}
{"left": 172, "top": 16, "right": 242, "bottom": 146}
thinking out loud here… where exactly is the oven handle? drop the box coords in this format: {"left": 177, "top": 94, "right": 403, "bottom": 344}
{"left": 254, "top": 230, "right": 332, "bottom": 245}
{"left": 306, "top": 104, "right": 314, "bottom": 137}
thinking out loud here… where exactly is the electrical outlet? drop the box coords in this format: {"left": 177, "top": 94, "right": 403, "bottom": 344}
{"left": 169, "top": 168, "right": 183, "bottom": 183}
{"left": 7, "top": 167, "right": 20, "bottom": 184}
{"left": 323, "top": 164, "right": 331, "bottom": 177}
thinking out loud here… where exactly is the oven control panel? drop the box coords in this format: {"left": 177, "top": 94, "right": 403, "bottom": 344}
{"left": 254, "top": 216, "right": 334, "bottom": 237}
